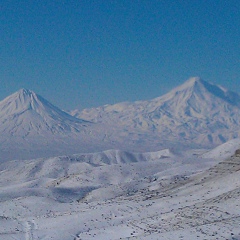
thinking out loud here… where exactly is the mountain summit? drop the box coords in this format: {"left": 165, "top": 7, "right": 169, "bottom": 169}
{"left": 0, "top": 88, "right": 87, "bottom": 136}
{"left": 168, "top": 77, "right": 240, "bottom": 107}
{"left": 153, "top": 77, "right": 240, "bottom": 118}
{"left": 73, "top": 77, "right": 240, "bottom": 147}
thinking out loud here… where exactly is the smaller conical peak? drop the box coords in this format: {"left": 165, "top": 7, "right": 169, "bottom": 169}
{"left": 186, "top": 76, "right": 202, "bottom": 84}
{"left": 12, "top": 88, "right": 38, "bottom": 104}
{"left": 183, "top": 77, "right": 206, "bottom": 87}
{"left": 17, "top": 88, "right": 35, "bottom": 97}
{"left": 0, "top": 88, "right": 39, "bottom": 116}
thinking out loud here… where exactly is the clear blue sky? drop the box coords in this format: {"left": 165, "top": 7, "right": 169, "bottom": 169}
{"left": 0, "top": 0, "right": 239, "bottom": 110}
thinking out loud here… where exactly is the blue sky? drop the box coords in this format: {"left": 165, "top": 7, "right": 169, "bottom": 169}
{"left": 0, "top": 0, "right": 239, "bottom": 110}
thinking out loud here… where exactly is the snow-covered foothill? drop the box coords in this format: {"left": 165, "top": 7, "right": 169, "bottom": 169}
{"left": 1, "top": 139, "right": 240, "bottom": 239}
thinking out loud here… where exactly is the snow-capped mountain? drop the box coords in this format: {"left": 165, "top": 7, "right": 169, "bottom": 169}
{"left": 0, "top": 89, "right": 104, "bottom": 161}
{"left": 2, "top": 77, "right": 240, "bottom": 161}
{"left": 0, "top": 88, "right": 88, "bottom": 135}
{"left": 72, "top": 77, "right": 240, "bottom": 147}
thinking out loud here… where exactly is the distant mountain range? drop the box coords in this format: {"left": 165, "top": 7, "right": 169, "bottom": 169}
{"left": 1, "top": 77, "right": 240, "bottom": 161}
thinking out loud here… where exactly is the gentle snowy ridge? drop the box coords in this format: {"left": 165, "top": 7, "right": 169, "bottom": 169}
{"left": 1, "top": 140, "right": 240, "bottom": 239}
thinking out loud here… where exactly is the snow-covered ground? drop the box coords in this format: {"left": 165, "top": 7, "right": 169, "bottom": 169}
{"left": 1, "top": 139, "right": 240, "bottom": 239}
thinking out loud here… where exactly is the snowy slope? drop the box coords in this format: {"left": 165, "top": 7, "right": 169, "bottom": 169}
{"left": 0, "top": 141, "right": 240, "bottom": 239}
{"left": 73, "top": 77, "right": 240, "bottom": 147}
{"left": 202, "top": 137, "right": 240, "bottom": 160}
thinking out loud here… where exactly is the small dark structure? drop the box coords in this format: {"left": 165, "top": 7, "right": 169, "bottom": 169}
{"left": 235, "top": 149, "right": 240, "bottom": 156}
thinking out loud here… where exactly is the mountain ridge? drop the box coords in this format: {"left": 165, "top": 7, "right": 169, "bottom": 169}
{"left": 72, "top": 77, "right": 240, "bottom": 146}
{"left": 1, "top": 77, "right": 240, "bottom": 161}
{"left": 73, "top": 77, "right": 240, "bottom": 119}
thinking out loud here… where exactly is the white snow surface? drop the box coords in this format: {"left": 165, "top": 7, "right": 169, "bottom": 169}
{"left": 1, "top": 140, "right": 240, "bottom": 239}
{"left": 2, "top": 77, "right": 240, "bottom": 161}
{"left": 202, "top": 138, "right": 240, "bottom": 160}
{"left": 1, "top": 78, "right": 240, "bottom": 239}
